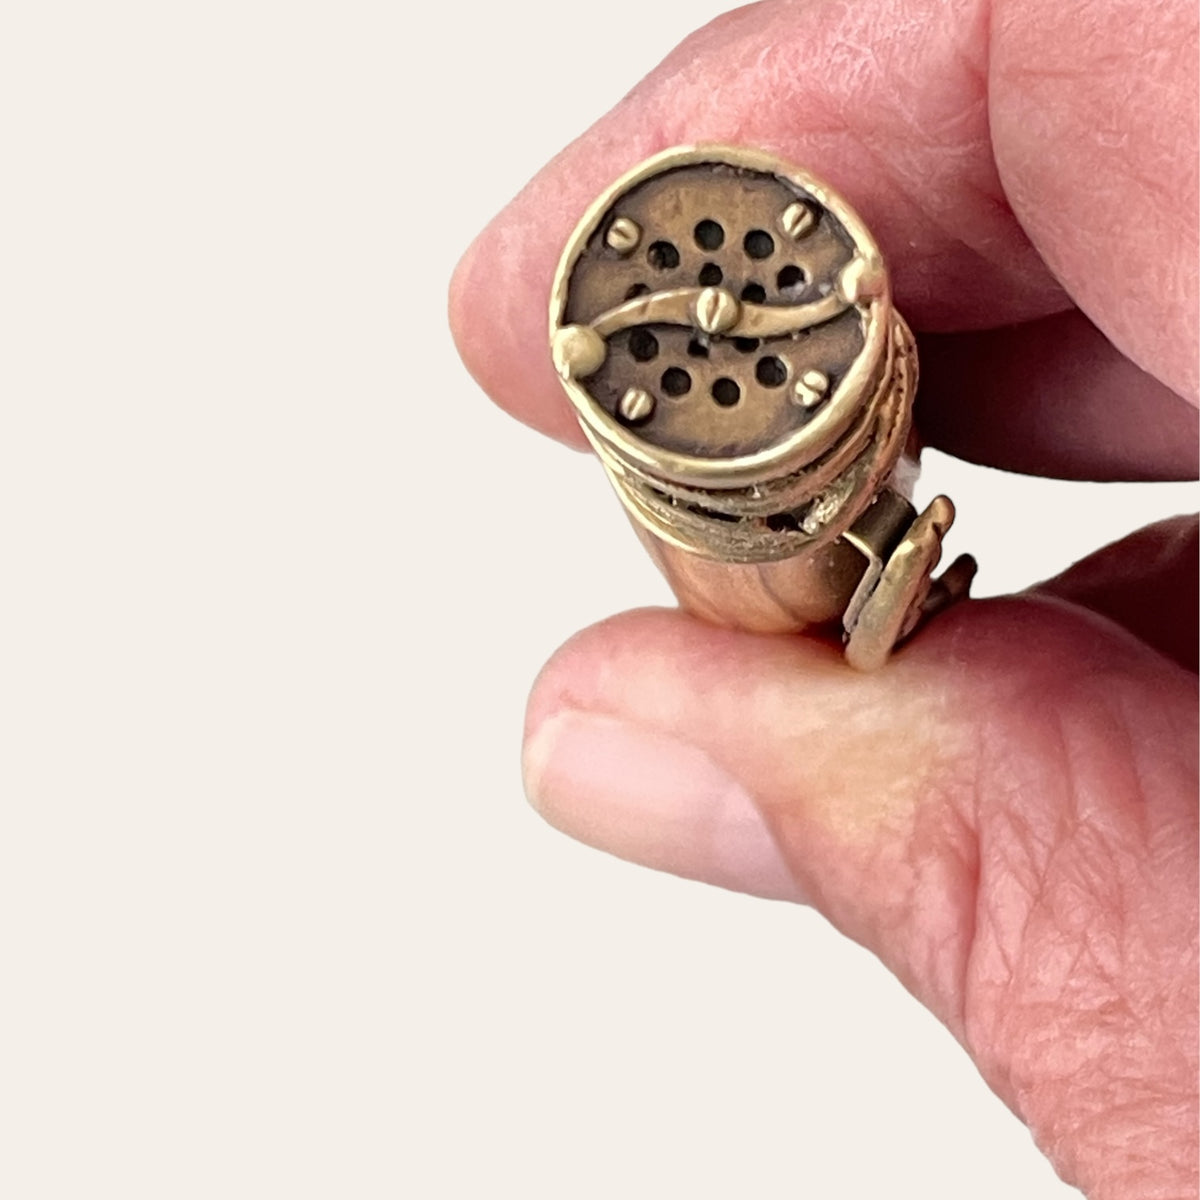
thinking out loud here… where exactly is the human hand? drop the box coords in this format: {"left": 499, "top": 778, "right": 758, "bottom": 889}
{"left": 448, "top": 2, "right": 1198, "bottom": 1196}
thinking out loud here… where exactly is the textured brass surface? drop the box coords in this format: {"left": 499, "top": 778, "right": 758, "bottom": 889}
{"left": 550, "top": 145, "right": 974, "bottom": 669}
{"left": 562, "top": 163, "right": 864, "bottom": 460}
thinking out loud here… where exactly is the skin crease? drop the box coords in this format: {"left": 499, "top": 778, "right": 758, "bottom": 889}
{"left": 448, "top": 0, "right": 1199, "bottom": 1195}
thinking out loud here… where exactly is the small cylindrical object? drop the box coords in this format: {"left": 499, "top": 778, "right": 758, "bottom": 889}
{"left": 550, "top": 145, "right": 974, "bottom": 669}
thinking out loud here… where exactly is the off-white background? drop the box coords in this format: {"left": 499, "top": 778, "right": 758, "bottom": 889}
{"left": 1, "top": 2, "right": 1194, "bottom": 1196}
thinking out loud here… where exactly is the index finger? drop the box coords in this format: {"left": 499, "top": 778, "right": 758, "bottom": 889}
{"left": 449, "top": 0, "right": 1198, "bottom": 471}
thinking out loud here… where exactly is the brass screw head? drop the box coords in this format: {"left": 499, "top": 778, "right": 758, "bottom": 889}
{"left": 693, "top": 286, "right": 740, "bottom": 335}
{"left": 618, "top": 386, "right": 655, "bottom": 424}
{"left": 793, "top": 369, "right": 829, "bottom": 408}
{"left": 605, "top": 217, "right": 642, "bottom": 255}
{"left": 780, "top": 200, "right": 816, "bottom": 240}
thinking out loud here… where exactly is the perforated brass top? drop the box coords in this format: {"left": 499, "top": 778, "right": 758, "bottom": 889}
{"left": 550, "top": 146, "right": 893, "bottom": 488}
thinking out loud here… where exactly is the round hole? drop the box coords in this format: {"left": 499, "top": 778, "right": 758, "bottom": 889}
{"left": 629, "top": 329, "right": 659, "bottom": 362}
{"left": 744, "top": 230, "right": 775, "bottom": 260}
{"left": 687, "top": 337, "right": 710, "bottom": 358}
{"left": 694, "top": 220, "right": 724, "bottom": 251}
{"left": 647, "top": 241, "right": 680, "bottom": 270}
{"left": 661, "top": 367, "right": 692, "bottom": 397}
{"left": 624, "top": 282, "right": 650, "bottom": 300}
{"left": 698, "top": 262, "right": 723, "bottom": 286}
{"left": 733, "top": 337, "right": 760, "bottom": 354}
{"left": 776, "top": 264, "right": 806, "bottom": 292}
{"left": 740, "top": 282, "right": 766, "bottom": 304}
{"left": 756, "top": 356, "right": 787, "bottom": 387}
{"left": 712, "top": 377, "right": 741, "bottom": 407}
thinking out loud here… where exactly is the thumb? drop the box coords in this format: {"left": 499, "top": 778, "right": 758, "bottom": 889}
{"left": 522, "top": 600, "right": 1197, "bottom": 1198}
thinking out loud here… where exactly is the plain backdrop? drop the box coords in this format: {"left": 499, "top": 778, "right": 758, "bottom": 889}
{"left": 1, "top": 2, "right": 1195, "bottom": 1197}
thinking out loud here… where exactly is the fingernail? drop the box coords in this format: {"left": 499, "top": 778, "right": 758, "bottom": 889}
{"left": 523, "top": 712, "right": 802, "bottom": 902}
